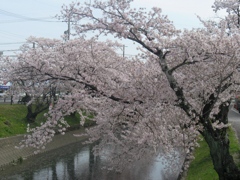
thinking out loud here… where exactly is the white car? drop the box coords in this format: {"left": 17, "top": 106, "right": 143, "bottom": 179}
{"left": 0, "top": 92, "right": 6, "bottom": 97}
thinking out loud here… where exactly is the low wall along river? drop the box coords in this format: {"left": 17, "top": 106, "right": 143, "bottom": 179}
{"left": 0, "top": 128, "right": 180, "bottom": 180}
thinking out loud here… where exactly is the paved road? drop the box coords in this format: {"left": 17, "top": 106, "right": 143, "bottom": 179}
{"left": 228, "top": 108, "right": 240, "bottom": 143}
{"left": 0, "top": 128, "right": 87, "bottom": 167}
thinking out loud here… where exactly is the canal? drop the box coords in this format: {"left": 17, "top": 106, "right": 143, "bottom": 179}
{"left": 1, "top": 138, "right": 179, "bottom": 180}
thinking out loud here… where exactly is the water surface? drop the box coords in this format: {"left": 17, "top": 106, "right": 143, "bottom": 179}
{"left": 1, "top": 141, "right": 179, "bottom": 180}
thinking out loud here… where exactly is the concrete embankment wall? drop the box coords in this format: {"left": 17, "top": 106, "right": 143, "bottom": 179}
{"left": 0, "top": 128, "right": 87, "bottom": 167}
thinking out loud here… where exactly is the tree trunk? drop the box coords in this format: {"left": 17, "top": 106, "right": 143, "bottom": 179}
{"left": 26, "top": 98, "right": 50, "bottom": 123}
{"left": 26, "top": 105, "right": 38, "bottom": 123}
{"left": 202, "top": 129, "right": 240, "bottom": 180}
{"left": 201, "top": 103, "right": 240, "bottom": 179}
{"left": 10, "top": 95, "right": 13, "bottom": 105}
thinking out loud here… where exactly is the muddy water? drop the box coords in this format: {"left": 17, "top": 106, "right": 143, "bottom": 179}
{"left": 1, "top": 139, "right": 179, "bottom": 180}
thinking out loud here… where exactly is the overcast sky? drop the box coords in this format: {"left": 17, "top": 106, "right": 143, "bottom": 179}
{"left": 0, "top": 0, "right": 224, "bottom": 56}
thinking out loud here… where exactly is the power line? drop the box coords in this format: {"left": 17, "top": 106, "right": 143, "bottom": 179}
{"left": 0, "top": 42, "right": 26, "bottom": 45}
{"left": 0, "top": 49, "right": 20, "bottom": 52}
{"left": 0, "top": 29, "right": 25, "bottom": 38}
{"left": 0, "top": 18, "right": 61, "bottom": 23}
{"left": 0, "top": 8, "right": 61, "bottom": 23}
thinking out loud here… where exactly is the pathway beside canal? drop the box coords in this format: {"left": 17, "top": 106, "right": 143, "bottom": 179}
{"left": 0, "top": 128, "right": 87, "bottom": 167}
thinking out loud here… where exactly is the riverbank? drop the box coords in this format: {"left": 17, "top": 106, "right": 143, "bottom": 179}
{"left": 185, "top": 109, "right": 240, "bottom": 179}
{"left": 1, "top": 106, "right": 240, "bottom": 179}
{"left": 0, "top": 128, "right": 88, "bottom": 168}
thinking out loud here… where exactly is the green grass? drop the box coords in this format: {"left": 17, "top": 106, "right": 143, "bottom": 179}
{"left": 186, "top": 128, "right": 240, "bottom": 180}
{"left": 65, "top": 111, "right": 95, "bottom": 128}
{"left": 0, "top": 104, "right": 94, "bottom": 138}
{"left": 0, "top": 104, "right": 27, "bottom": 137}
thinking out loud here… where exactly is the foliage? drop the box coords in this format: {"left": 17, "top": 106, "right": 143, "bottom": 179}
{"left": 2, "top": 0, "right": 240, "bottom": 179}
{"left": 187, "top": 136, "right": 218, "bottom": 180}
{"left": 0, "top": 104, "right": 27, "bottom": 137}
{"left": 17, "top": 156, "right": 23, "bottom": 164}
{"left": 0, "top": 105, "right": 83, "bottom": 138}
{"left": 65, "top": 112, "right": 95, "bottom": 128}
{"left": 187, "top": 127, "right": 240, "bottom": 179}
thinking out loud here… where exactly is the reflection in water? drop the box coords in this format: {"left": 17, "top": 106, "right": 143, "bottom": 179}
{"left": 34, "top": 168, "right": 53, "bottom": 180}
{"left": 1, "top": 142, "right": 179, "bottom": 180}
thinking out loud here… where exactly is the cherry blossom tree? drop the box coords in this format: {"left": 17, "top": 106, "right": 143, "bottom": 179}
{"left": 2, "top": 38, "right": 61, "bottom": 123}
{"left": 3, "top": 36, "right": 195, "bottom": 177}
{"left": 3, "top": 0, "right": 240, "bottom": 179}
{"left": 213, "top": 0, "right": 240, "bottom": 28}
{"left": 58, "top": 0, "right": 240, "bottom": 179}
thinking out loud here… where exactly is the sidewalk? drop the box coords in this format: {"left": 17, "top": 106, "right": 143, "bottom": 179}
{"left": 0, "top": 128, "right": 87, "bottom": 167}
{"left": 228, "top": 107, "right": 240, "bottom": 144}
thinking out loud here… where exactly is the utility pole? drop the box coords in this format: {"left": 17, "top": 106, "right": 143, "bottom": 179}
{"left": 0, "top": 51, "right": 3, "bottom": 57}
{"left": 123, "top": 45, "right": 127, "bottom": 58}
{"left": 63, "top": 14, "right": 72, "bottom": 41}
{"left": 68, "top": 17, "right": 70, "bottom": 40}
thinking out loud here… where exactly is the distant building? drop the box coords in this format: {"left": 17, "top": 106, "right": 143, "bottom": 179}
{"left": 0, "top": 81, "right": 11, "bottom": 97}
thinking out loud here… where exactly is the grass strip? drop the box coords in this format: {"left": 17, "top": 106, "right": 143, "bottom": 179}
{"left": 0, "top": 104, "right": 27, "bottom": 137}
{"left": 0, "top": 104, "right": 94, "bottom": 138}
{"left": 186, "top": 128, "right": 240, "bottom": 180}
